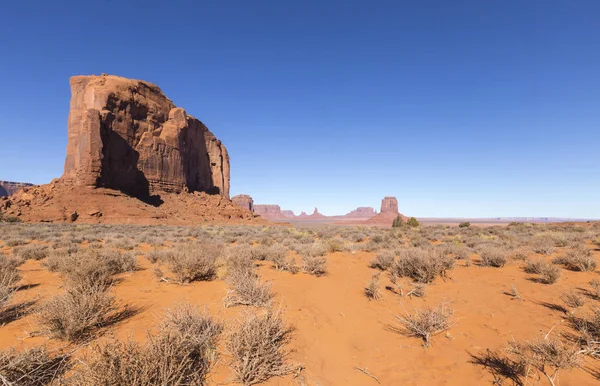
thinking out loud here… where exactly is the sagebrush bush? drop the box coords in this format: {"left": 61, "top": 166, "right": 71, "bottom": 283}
{"left": 540, "top": 264, "right": 561, "bottom": 284}
{"left": 15, "top": 244, "right": 49, "bottom": 260}
{"left": 0, "top": 255, "right": 21, "bottom": 309}
{"left": 391, "top": 248, "right": 454, "bottom": 283}
{"left": 0, "top": 346, "right": 70, "bottom": 386}
{"left": 301, "top": 255, "right": 327, "bottom": 276}
{"left": 393, "top": 303, "right": 455, "bottom": 347}
{"left": 370, "top": 250, "right": 395, "bottom": 270}
{"left": 530, "top": 236, "right": 555, "bottom": 255}
{"left": 365, "top": 272, "right": 382, "bottom": 300}
{"left": 553, "top": 247, "right": 596, "bottom": 272}
{"left": 226, "top": 310, "right": 294, "bottom": 385}
{"left": 225, "top": 272, "right": 273, "bottom": 308}
{"left": 479, "top": 246, "right": 508, "bottom": 267}
{"left": 39, "top": 284, "right": 117, "bottom": 342}
{"left": 167, "top": 243, "right": 221, "bottom": 284}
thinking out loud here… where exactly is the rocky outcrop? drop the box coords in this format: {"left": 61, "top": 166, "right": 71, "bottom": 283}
{"left": 344, "top": 207, "right": 376, "bottom": 218}
{"left": 380, "top": 196, "right": 399, "bottom": 214}
{"left": 254, "top": 205, "right": 284, "bottom": 219}
{"left": 298, "top": 208, "right": 326, "bottom": 219}
{"left": 232, "top": 194, "right": 254, "bottom": 212}
{"left": 281, "top": 210, "right": 296, "bottom": 217}
{"left": 0, "top": 181, "right": 35, "bottom": 197}
{"left": 62, "top": 74, "right": 229, "bottom": 198}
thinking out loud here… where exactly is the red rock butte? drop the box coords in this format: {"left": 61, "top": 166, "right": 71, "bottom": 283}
{"left": 0, "top": 74, "right": 263, "bottom": 225}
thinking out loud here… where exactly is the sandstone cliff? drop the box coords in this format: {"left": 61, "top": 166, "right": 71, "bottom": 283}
{"left": 62, "top": 74, "right": 229, "bottom": 198}
{"left": 344, "top": 207, "right": 377, "bottom": 218}
{"left": 365, "top": 196, "right": 406, "bottom": 226}
{"left": 0, "top": 181, "right": 34, "bottom": 197}
{"left": 254, "top": 205, "right": 284, "bottom": 219}
{"left": 232, "top": 194, "right": 254, "bottom": 212}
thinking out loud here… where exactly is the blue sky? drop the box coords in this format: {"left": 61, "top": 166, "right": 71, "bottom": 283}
{"left": 1, "top": 1, "right": 598, "bottom": 218}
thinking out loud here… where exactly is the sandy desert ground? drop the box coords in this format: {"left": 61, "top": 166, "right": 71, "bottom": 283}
{"left": 1, "top": 221, "right": 600, "bottom": 385}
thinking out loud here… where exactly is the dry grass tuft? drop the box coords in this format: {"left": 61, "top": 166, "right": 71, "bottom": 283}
{"left": 561, "top": 290, "right": 585, "bottom": 309}
{"left": 224, "top": 272, "right": 273, "bottom": 308}
{"left": 301, "top": 255, "right": 327, "bottom": 276}
{"left": 369, "top": 251, "right": 395, "bottom": 271}
{"left": 226, "top": 309, "right": 295, "bottom": 385}
{"left": 167, "top": 243, "right": 221, "bottom": 284}
{"left": 479, "top": 246, "right": 508, "bottom": 268}
{"left": 392, "top": 303, "right": 456, "bottom": 347}
{"left": 553, "top": 247, "right": 596, "bottom": 272}
{"left": 391, "top": 248, "right": 454, "bottom": 283}
{"left": 365, "top": 272, "right": 382, "bottom": 300}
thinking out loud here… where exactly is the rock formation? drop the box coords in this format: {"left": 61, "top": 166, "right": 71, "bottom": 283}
{"left": 0, "top": 181, "right": 35, "bottom": 197}
{"left": 380, "top": 196, "right": 399, "bottom": 214}
{"left": 62, "top": 74, "right": 229, "bottom": 198}
{"left": 232, "top": 194, "right": 254, "bottom": 212}
{"left": 344, "top": 207, "right": 377, "bottom": 218}
{"left": 281, "top": 210, "right": 296, "bottom": 217}
{"left": 254, "top": 205, "right": 284, "bottom": 219}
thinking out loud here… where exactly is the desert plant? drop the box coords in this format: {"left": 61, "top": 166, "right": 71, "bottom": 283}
{"left": 0, "top": 346, "right": 70, "bottom": 386}
{"left": 365, "top": 272, "right": 382, "bottom": 300}
{"left": 15, "top": 244, "right": 49, "bottom": 260}
{"left": 301, "top": 255, "right": 327, "bottom": 276}
{"left": 393, "top": 303, "right": 455, "bottom": 347}
{"left": 391, "top": 248, "right": 454, "bottom": 283}
{"left": 540, "top": 264, "right": 561, "bottom": 284}
{"left": 167, "top": 243, "right": 221, "bottom": 284}
{"left": 224, "top": 272, "right": 273, "bottom": 308}
{"left": 392, "top": 215, "right": 404, "bottom": 228}
{"left": 406, "top": 217, "right": 420, "bottom": 228}
{"left": 530, "top": 236, "right": 555, "bottom": 255}
{"left": 479, "top": 246, "right": 507, "bottom": 267}
{"left": 369, "top": 250, "right": 395, "bottom": 270}
{"left": 459, "top": 222, "right": 471, "bottom": 228}
{"left": 561, "top": 290, "right": 585, "bottom": 309}
{"left": 524, "top": 258, "right": 547, "bottom": 274}
{"left": 38, "top": 283, "right": 117, "bottom": 342}
{"left": 553, "top": 247, "right": 596, "bottom": 272}
{"left": 226, "top": 309, "right": 294, "bottom": 385}
{"left": 507, "top": 335, "right": 580, "bottom": 386}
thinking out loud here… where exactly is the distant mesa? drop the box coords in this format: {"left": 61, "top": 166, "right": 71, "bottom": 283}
{"left": 232, "top": 194, "right": 254, "bottom": 212}
{"left": 364, "top": 196, "right": 406, "bottom": 226}
{"left": 281, "top": 210, "right": 296, "bottom": 217}
{"left": 297, "top": 208, "right": 325, "bottom": 219}
{"left": 0, "top": 74, "right": 260, "bottom": 224}
{"left": 0, "top": 181, "right": 34, "bottom": 197}
{"left": 344, "top": 206, "right": 377, "bottom": 218}
{"left": 380, "top": 196, "right": 399, "bottom": 213}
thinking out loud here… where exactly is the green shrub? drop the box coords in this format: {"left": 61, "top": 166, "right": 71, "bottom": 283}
{"left": 392, "top": 215, "right": 404, "bottom": 228}
{"left": 407, "top": 217, "right": 420, "bottom": 228}
{"left": 459, "top": 222, "right": 471, "bottom": 228}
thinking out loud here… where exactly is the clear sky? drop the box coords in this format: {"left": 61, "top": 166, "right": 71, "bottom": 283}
{"left": 1, "top": 1, "right": 598, "bottom": 218}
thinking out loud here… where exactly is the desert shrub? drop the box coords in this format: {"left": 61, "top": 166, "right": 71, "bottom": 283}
{"left": 0, "top": 255, "right": 21, "bottom": 309}
{"left": 507, "top": 335, "right": 580, "bottom": 386}
{"left": 391, "top": 248, "right": 454, "bottom": 283}
{"left": 300, "top": 242, "right": 328, "bottom": 258}
{"left": 365, "top": 272, "right": 382, "bottom": 300}
{"left": 392, "top": 215, "right": 404, "bottom": 228}
{"left": 589, "top": 279, "right": 600, "bottom": 300}
{"left": 225, "top": 272, "right": 273, "bottom": 308}
{"left": 226, "top": 245, "right": 256, "bottom": 279}
{"left": 407, "top": 217, "right": 420, "bottom": 228}
{"left": 443, "top": 243, "right": 471, "bottom": 260}
{"left": 561, "top": 290, "right": 585, "bottom": 309}
{"left": 459, "top": 222, "right": 471, "bottom": 228}
{"left": 301, "top": 255, "right": 327, "bottom": 276}
{"left": 325, "top": 237, "right": 345, "bottom": 253}
{"left": 0, "top": 346, "right": 70, "bottom": 386}
{"left": 270, "top": 252, "right": 299, "bottom": 274}
{"left": 15, "top": 244, "right": 49, "bottom": 260}
{"left": 392, "top": 303, "right": 455, "bottom": 347}
{"left": 553, "top": 247, "right": 596, "bottom": 272}
{"left": 479, "top": 246, "right": 507, "bottom": 267}
{"left": 5, "top": 238, "right": 27, "bottom": 247}
{"left": 370, "top": 250, "right": 395, "bottom": 270}
{"left": 167, "top": 243, "right": 221, "bottom": 284}
{"left": 146, "top": 248, "right": 174, "bottom": 263}
{"left": 530, "top": 236, "right": 555, "bottom": 255}
{"left": 524, "top": 258, "right": 548, "bottom": 274}
{"left": 226, "top": 310, "right": 294, "bottom": 385}
{"left": 540, "top": 264, "right": 561, "bottom": 284}
{"left": 38, "top": 284, "right": 117, "bottom": 342}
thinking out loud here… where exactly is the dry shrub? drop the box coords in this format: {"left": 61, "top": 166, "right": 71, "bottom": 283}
{"left": 530, "top": 236, "right": 555, "bottom": 255}
{"left": 443, "top": 243, "right": 471, "bottom": 260}
{"left": 167, "top": 243, "right": 221, "bottom": 284}
{"left": 540, "top": 264, "right": 561, "bottom": 284}
{"left": 74, "top": 305, "right": 221, "bottom": 385}
{"left": 38, "top": 284, "right": 117, "bottom": 342}
{"left": 0, "top": 256, "right": 21, "bottom": 309}
{"left": 365, "top": 272, "right": 382, "bottom": 300}
{"left": 553, "top": 247, "right": 596, "bottom": 272}
{"left": 479, "top": 246, "right": 507, "bottom": 267}
{"left": 226, "top": 309, "right": 294, "bottom": 385}
{"left": 225, "top": 272, "right": 273, "bottom": 308}
{"left": 0, "top": 346, "right": 70, "bottom": 386}
{"left": 589, "top": 279, "right": 600, "bottom": 300}
{"left": 570, "top": 308, "right": 600, "bottom": 358}
{"left": 301, "top": 255, "right": 327, "bottom": 276}
{"left": 16, "top": 244, "right": 49, "bottom": 260}
{"left": 391, "top": 248, "right": 454, "bottom": 283}
{"left": 226, "top": 245, "right": 255, "bottom": 279}
{"left": 325, "top": 238, "right": 345, "bottom": 253}
{"left": 370, "top": 250, "right": 395, "bottom": 270}
{"left": 524, "top": 258, "right": 547, "bottom": 274}
{"left": 561, "top": 290, "right": 585, "bottom": 309}
{"left": 393, "top": 303, "right": 455, "bottom": 347}
{"left": 146, "top": 248, "right": 174, "bottom": 264}
{"left": 507, "top": 335, "right": 580, "bottom": 386}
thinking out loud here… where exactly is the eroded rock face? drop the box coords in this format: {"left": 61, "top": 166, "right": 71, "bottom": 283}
{"left": 232, "top": 194, "right": 254, "bottom": 212}
{"left": 380, "top": 196, "right": 399, "bottom": 214}
{"left": 345, "top": 207, "right": 376, "bottom": 218}
{"left": 253, "top": 205, "right": 283, "bottom": 218}
{"left": 62, "top": 74, "right": 230, "bottom": 198}
{"left": 0, "top": 181, "right": 35, "bottom": 197}
{"left": 281, "top": 210, "right": 295, "bottom": 217}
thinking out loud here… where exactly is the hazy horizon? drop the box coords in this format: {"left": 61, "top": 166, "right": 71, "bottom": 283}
{"left": 1, "top": 1, "right": 598, "bottom": 218}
